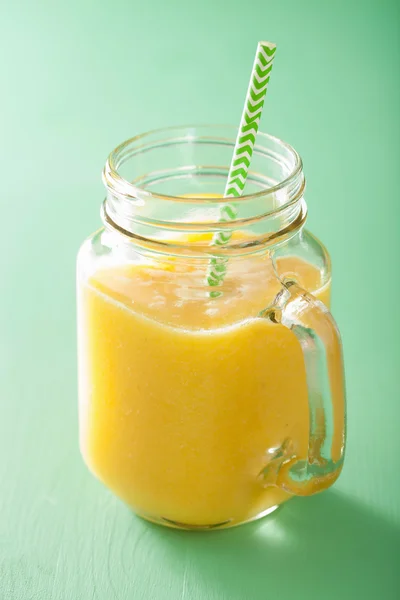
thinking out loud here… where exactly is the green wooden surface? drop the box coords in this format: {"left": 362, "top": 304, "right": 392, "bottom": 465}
{"left": 1, "top": 1, "right": 399, "bottom": 598}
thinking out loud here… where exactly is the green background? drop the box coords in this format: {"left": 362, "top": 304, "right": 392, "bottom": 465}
{"left": 1, "top": 0, "right": 399, "bottom": 598}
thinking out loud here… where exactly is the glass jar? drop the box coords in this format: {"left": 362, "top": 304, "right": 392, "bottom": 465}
{"left": 77, "top": 125, "right": 346, "bottom": 530}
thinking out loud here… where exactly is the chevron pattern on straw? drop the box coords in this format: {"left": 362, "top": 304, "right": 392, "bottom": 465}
{"left": 207, "top": 42, "right": 277, "bottom": 296}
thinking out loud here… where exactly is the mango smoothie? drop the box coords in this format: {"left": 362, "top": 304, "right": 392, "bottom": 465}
{"left": 78, "top": 243, "right": 333, "bottom": 528}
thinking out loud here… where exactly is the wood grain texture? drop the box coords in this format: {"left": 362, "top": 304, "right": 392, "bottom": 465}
{"left": 1, "top": 0, "right": 399, "bottom": 598}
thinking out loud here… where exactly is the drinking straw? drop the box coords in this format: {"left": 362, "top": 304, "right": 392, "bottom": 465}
{"left": 207, "top": 41, "right": 277, "bottom": 296}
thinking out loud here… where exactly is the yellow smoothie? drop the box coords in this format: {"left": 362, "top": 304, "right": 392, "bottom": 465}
{"left": 78, "top": 239, "right": 338, "bottom": 527}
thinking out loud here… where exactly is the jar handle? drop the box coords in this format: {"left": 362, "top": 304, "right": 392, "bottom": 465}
{"left": 262, "top": 280, "right": 346, "bottom": 495}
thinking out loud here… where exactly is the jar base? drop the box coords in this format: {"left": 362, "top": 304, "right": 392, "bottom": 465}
{"left": 137, "top": 503, "right": 281, "bottom": 531}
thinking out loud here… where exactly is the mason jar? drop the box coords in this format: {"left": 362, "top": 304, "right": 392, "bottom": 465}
{"left": 77, "top": 125, "right": 346, "bottom": 530}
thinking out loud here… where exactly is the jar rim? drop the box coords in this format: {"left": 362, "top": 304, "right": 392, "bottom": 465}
{"left": 103, "top": 124, "right": 303, "bottom": 207}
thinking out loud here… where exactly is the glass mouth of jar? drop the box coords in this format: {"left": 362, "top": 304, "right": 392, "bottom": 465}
{"left": 102, "top": 125, "right": 306, "bottom": 256}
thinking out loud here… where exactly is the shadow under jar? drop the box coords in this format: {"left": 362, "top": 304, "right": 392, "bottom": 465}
{"left": 77, "top": 125, "right": 346, "bottom": 530}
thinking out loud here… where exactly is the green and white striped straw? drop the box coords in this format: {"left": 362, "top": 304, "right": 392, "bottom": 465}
{"left": 207, "top": 41, "right": 277, "bottom": 296}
